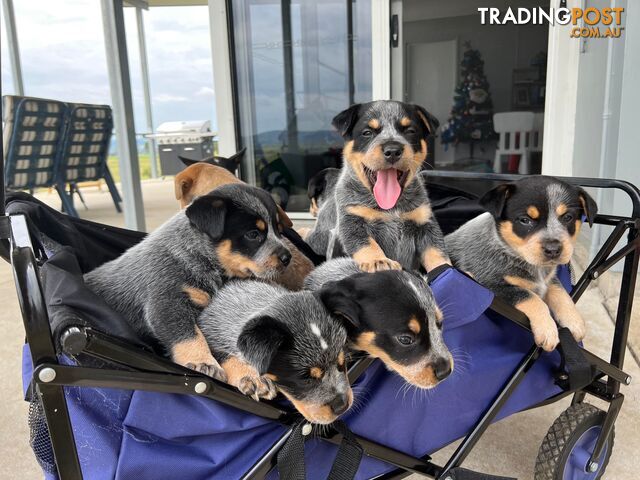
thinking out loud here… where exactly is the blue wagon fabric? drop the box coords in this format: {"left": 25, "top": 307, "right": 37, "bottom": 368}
{"left": 23, "top": 259, "right": 567, "bottom": 480}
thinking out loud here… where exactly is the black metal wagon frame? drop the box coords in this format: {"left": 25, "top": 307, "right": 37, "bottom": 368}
{"left": 1, "top": 163, "right": 638, "bottom": 479}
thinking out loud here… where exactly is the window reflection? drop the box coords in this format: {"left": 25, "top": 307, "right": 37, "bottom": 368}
{"left": 231, "top": 0, "right": 372, "bottom": 211}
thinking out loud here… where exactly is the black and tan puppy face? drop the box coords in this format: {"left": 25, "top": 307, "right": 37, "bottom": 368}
{"left": 185, "top": 184, "right": 292, "bottom": 279}
{"left": 332, "top": 100, "right": 439, "bottom": 210}
{"left": 481, "top": 176, "right": 598, "bottom": 266}
{"left": 238, "top": 309, "right": 351, "bottom": 425}
{"left": 318, "top": 270, "right": 452, "bottom": 389}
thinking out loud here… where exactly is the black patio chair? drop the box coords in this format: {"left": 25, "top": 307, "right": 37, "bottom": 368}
{"left": 2, "top": 95, "right": 66, "bottom": 201}
{"left": 55, "top": 103, "right": 121, "bottom": 216}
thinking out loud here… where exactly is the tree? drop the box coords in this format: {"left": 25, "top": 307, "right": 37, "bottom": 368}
{"left": 440, "top": 42, "right": 496, "bottom": 154}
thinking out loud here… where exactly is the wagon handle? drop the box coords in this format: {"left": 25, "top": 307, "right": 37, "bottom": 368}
{"left": 423, "top": 170, "right": 640, "bottom": 219}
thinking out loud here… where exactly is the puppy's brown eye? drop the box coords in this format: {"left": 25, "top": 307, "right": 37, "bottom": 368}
{"left": 518, "top": 216, "right": 533, "bottom": 226}
{"left": 405, "top": 127, "right": 416, "bottom": 135}
{"left": 396, "top": 334, "right": 415, "bottom": 346}
{"left": 561, "top": 213, "right": 574, "bottom": 223}
{"left": 245, "top": 230, "right": 261, "bottom": 241}
{"left": 362, "top": 129, "right": 373, "bottom": 137}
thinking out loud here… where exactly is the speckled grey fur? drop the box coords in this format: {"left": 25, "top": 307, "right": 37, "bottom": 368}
{"left": 445, "top": 212, "right": 554, "bottom": 298}
{"left": 302, "top": 257, "right": 361, "bottom": 290}
{"left": 306, "top": 190, "right": 339, "bottom": 256}
{"left": 332, "top": 168, "right": 445, "bottom": 270}
{"left": 303, "top": 258, "right": 450, "bottom": 378}
{"left": 84, "top": 184, "right": 290, "bottom": 354}
{"left": 198, "top": 280, "right": 349, "bottom": 404}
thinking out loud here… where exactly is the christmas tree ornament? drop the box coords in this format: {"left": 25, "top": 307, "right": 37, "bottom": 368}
{"left": 441, "top": 42, "right": 496, "bottom": 152}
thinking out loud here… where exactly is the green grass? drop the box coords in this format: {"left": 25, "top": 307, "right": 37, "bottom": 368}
{"left": 107, "top": 154, "right": 153, "bottom": 183}
{"left": 107, "top": 142, "right": 219, "bottom": 182}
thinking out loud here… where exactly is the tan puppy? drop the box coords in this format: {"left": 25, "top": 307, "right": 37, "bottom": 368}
{"left": 175, "top": 162, "right": 243, "bottom": 208}
{"left": 174, "top": 162, "right": 314, "bottom": 290}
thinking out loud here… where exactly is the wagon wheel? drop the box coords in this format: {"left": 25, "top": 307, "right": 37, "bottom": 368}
{"left": 534, "top": 403, "right": 614, "bottom": 480}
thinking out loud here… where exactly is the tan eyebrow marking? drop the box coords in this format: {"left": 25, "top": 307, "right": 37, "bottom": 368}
{"left": 556, "top": 204, "right": 568, "bottom": 216}
{"left": 527, "top": 206, "right": 540, "bottom": 219}
{"left": 256, "top": 219, "right": 266, "bottom": 231}
{"left": 368, "top": 119, "right": 380, "bottom": 129}
{"left": 408, "top": 317, "right": 421, "bottom": 334}
{"left": 400, "top": 117, "right": 411, "bottom": 127}
{"left": 310, "top": 367, "right": 324, "bottom": 379}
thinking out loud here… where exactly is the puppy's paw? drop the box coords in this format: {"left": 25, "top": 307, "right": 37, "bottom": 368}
{"left": 357, "top": 257, "right": 402, "bottom": 273}
{"left": 563, "top": 316, "right": 587, "bottom": 342}
{"left": 186, "top": 361, "right": 227, "bottom": 382}
{"left": 531, "top": 318, "right": 560, "bottom": 352}
{"left": 238, "top": 375, "right": 278, "bottom": 401}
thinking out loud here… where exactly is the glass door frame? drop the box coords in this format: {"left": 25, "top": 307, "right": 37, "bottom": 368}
{"left": 212, "top": 0, "right": 391, "bottom": 216}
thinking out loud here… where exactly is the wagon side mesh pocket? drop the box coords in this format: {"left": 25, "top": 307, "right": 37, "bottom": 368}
{"left": 28, "top": 390, "right": 57, "bottom": 474}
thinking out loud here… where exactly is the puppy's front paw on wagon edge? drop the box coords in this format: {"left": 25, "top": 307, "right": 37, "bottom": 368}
{"left": 357, "top": 257, "right": 402, "bottom": 273}
{"left": 186, "top": 362, "right": 227, "bottom": 382}
{"left": 531, "top": 320, "right": 560, "bottom": 352}
{"left": 238, "top": 375, "right": 278, "bottom": 401}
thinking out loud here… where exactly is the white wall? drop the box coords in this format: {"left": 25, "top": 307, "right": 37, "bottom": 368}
{"left": 612, "top": 0, "right": 639, "bottom": 218}
{"left": 544, "top": 0, "right": 636, "bottom": 219}
{"left": 572, "top": 0, "right": 624, "bottom": 180}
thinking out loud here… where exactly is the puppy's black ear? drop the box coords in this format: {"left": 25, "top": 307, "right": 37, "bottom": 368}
{"left": 316, "top": 280, "right": 361, "bottom": 330}
{"left": 185, "top": 193, "right": 227, "bottom": 240}
{"left": 307, "top": 171, "right": 327, "bottom": 200}
{"left": 332, "top": 104, "right": 361, "bottom": 138}
{"left": 178, "top": 155, "right": 200, "bottom": 167}
{"left": 480, "top": 183, "right": 516, "bottom": 218}
{"left": 226, "top": 147, "right": 246, "bottom": 165}
{"left": 237, "top": 316, "right": 290, "bottom": 374}
{"left": 577, "top": 187, "right": 598, "bottom": 227}
{"left": 414, "top": 104, "right": 440, "bottom": 136}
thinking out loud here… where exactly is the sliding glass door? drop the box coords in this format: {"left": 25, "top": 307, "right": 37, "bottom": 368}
{"left": 230, "top": 0, "right": 372, "bottom": 212}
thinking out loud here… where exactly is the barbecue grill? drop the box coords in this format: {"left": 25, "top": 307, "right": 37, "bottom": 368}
{"left": 147, "top": 120, "right": 217, "bottom": 176}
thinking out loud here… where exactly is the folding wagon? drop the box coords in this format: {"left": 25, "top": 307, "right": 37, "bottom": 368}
{"left": 1, "top": 164, "right": 638, "bottom": 480}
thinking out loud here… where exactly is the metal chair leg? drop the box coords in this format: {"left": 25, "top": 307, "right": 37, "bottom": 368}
{"left": 55, "top": 184, "right": 79, "bottom": 217}
{"left": 103, "top": 168, "right": 123, "bottom": 213}
{"left": 71, "top": 183, "right": 89, "bottom": 211}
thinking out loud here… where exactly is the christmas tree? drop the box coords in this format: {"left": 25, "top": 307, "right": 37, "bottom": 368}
{"left": 441, "top": 42, "right": 495, "bottom": 151}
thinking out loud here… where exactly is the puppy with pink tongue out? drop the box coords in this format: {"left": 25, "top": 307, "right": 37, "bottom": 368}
{"left": 373, "top": 168, "right": 405, "bottom": 210}
{"left": 329, "top": 100, "right": 450, "bottom": 274}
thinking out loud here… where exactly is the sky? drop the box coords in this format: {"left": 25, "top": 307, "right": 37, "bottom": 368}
{"left": 0, "top": 0, "right": 372, "bottom": 143}
{"left": 1, "top": 1, "right": 217, "bottom": 133}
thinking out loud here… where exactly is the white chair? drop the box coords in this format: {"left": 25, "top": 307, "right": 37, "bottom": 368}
{"left": 493, "top": 112, "right": 535, "bottom": 174}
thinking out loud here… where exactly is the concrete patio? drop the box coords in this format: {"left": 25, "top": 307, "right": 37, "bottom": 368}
{"left": 1, "top": 181, "right": 638, "bottom": 479}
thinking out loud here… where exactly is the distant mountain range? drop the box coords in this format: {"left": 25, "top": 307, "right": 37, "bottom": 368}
{"left": 108, "top": 129, "right": 342, "bottom": 155}
{"left": 108, "top": 136, "right": 152, "bottom": 156}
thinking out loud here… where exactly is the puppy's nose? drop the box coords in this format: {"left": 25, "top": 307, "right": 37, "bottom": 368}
{"left": 433, "top": 357, "right": 452, "bottom": 381}
{"left": 329, "top": 394, "right": 350, "bottom": 415}
{"left": 382, "top": 142, "right": 403, "bottom": 163}
{"left": 542, "top": 240, "right": 562, "bottom": 260}
{"left": 278, "top": 248, "right": 292, "bottom": 266}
